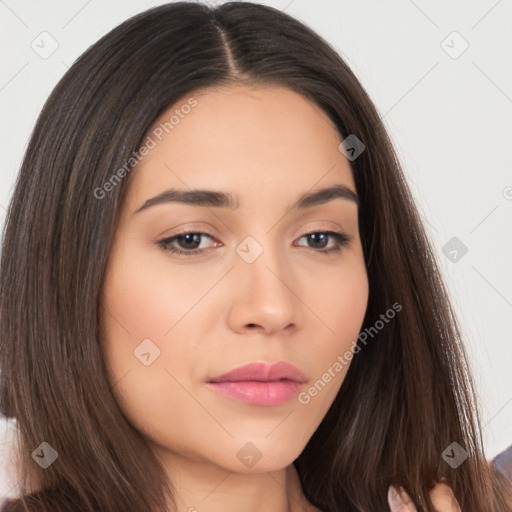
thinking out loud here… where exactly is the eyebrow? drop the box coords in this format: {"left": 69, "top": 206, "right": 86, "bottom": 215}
{"left": 133, "top": 184, "right": 359, "bottom": 215}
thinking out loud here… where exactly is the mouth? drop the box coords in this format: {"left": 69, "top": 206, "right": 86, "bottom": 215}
{"left": 206, "top": 361, "right": 307, "bottom": 406}
{"left": 206, "top": 379, "right": 304, "bottom": 406}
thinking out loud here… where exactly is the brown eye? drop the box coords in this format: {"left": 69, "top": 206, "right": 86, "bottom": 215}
{"left": 295, "top": 231, "right": 351, "bottom": 255}
{"left": 158, "top": 231, "right": 217, "bottom": 256}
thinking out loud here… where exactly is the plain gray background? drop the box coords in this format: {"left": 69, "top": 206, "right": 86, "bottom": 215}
{"left": 1, "top": 0, "right": 511, "bottom": 500}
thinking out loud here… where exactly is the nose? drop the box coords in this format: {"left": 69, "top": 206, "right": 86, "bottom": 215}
{"left": 226, "top": 242, "right": 300, "bottom": 336}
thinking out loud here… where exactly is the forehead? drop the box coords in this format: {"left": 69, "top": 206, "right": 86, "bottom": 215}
{"left": 123, "top": 84, "right": 355, "bottom": 210}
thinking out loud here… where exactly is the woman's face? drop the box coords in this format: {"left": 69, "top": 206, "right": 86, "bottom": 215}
{"left": 100, "top": 84, "right": 369, "bottom": 473}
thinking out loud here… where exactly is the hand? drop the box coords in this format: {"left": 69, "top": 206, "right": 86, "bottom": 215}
{"left": 387, "top": 482, "right": 461, "bottom": 511}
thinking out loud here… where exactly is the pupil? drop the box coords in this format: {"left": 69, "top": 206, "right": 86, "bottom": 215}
{"left": 179, "top": 233, "right": 201, "bottom": 249}
{"left": 309, "top": 233, "right": 327, "bottom": 248}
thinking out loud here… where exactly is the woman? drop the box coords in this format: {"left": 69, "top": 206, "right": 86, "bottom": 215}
{"left": 0, "top": 2, "right": 508, "bottom": 511}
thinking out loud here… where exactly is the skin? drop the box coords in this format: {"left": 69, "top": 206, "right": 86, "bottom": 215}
{"left": 100, "top": 84, "right": 459, "bottom": 512}
{"left": 388, "top": 484, "right": 461, "bottom": 511}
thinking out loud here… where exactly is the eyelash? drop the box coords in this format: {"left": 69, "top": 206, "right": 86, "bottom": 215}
{"left": 157, "top": 230, "right": 351, "bottom": 257}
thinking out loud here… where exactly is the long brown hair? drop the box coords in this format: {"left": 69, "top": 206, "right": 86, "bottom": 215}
{"left": 0, "top": 2, "right": 508, "bottom": 511}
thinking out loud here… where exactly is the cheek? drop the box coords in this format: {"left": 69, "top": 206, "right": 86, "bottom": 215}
{"left": 310, "top": 255, "right": 369, "bottom": 350}
{"left": 101, "top": 240, "right": 219, "bottom": 341}
{"left": 331, "top": 270, "right": 369, "bottom": 350}
{"left": 99, "top": 241, "right": 221, "bottom": 432}
{"left": 299, "top": 258, "right": 368, "bottom": 406}
{"left": 99, "top": 258, "right": 200, "bottom": 448}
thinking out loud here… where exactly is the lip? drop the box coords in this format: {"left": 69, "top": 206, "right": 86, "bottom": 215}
{"left": 206, "top": 362, "right": 307, "bottom": 406}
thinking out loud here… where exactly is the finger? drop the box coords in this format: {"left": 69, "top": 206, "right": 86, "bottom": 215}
{"left": 429, "top": 482, "right": 461, "bottom": 512}
{"left": 387, "top": 485, "right": 417, "bottom": 512}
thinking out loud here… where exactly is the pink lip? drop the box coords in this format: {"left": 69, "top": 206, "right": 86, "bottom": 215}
{"left": 206, "top": 362, "right": 307, "bottom": 406}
